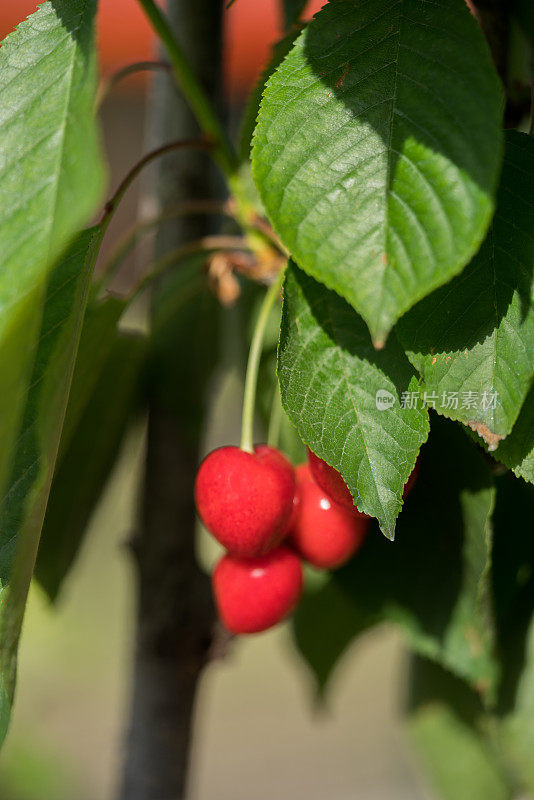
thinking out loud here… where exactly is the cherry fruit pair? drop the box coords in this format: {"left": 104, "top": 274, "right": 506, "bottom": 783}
{"left": 195, "top": 445, "right": 376, "bottom": 634}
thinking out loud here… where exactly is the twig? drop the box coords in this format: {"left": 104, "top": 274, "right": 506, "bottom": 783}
{"left": 125, "top": 235, "right": 250, "bottom": 300}
{"left": 135, "top": 0, "right": 237, "bottom": 175}
{"left": 95, "top": 61, "right": 171, "bottom": 109}
{"left": 100, "top": 138, "right": 215, "bottom": 232}
{"left": 99, "top": 199, "right": 232, "bottom": 288}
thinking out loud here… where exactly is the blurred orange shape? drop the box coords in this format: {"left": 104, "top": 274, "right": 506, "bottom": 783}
{"left": 0, "top": 0, "right": 324, "bottom": 95}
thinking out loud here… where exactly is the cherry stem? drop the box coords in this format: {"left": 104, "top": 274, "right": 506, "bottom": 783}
{"left": 95, "top": 60, "right": 171, "bottom": 109}
{"left": 240, "top": 267, "right": 286, "bottom": 453}
{"left": 267, "top": 382, "right": 283, "bottom": 449}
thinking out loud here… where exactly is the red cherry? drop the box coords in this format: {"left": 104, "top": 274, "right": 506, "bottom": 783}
{"left": 289, "top": 464, "right": 369, "bottom": 569}
{"left": 195, "top": 445, "right": 296, "bottom": 557}
{"left": 306, "top": 448, "right": 362, "bottom": 513}
{"left": 213, "top": 546, "right": 303, "bottom": 634}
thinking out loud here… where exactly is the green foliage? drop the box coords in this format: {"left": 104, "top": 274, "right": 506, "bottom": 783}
{"left": 57, "top": 296, "right": 128, "bottom": 456}
{"left": 0, "top": 229, "right": 101, "bottom": 744}
{"left": 410, "top": 705, "right": 510, "bottom": 800}
{"left": 293, "top": 418, "right": 498, "bottom": 699}
{"left": 239, "top": 28, "right": 302, "bottom": 162}
{"left": 490, "top": 387, "right": 534, "bottom": 484}
{"left": 0, "top": 0, "right": 103, "bottom": 743}
{"left": 0, "top": 0, "right": 104, "bottom": 494}
{"left": 36, "top": 330, "right": 146, "bottom": 602}
{"left": 252, "top": 0, "right": 503, "bottom": 344}
{"left": 398, "top": 132, "right": 534, "bottom": 449}
{"left": 503, "top": 617, "right": 534, "bottom": 793}
{"left": 2, "top": 0, "right": 534, "bottom": 789}
{"left": 279, "top": 263, "right": 429, "bottom": 538}
{"left": 404, "top": 465, "right": 534, "bottom": 800}
{"left": 407, "top": 658, "right": 511, "bottom": 800}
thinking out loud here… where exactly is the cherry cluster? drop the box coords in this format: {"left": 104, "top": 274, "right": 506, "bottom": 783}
{"left": 196, "top": 445, "right": 421, "bottom": 636}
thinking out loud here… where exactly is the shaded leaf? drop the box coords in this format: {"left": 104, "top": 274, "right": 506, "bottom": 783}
{"left": 293, "top": 418, "right": 498, "bottom": 699}
{"left": 36, "top": 332, "right": 146, "bottom": 602}
{"left": 0, "top": 229, "right": 101, "bottom": 744}
{"left": 407, "top": 657, "right": 511, "bottom": 800}
{"left": 278, "top": 263, "right": 429, "bottom": 538}
{"left": 398, "top": 132, "right": 534, "bottom": 449}
{"left": 503, "top": 617, "right": 534, "bottom": 794}
{"left": 406, "top": 474, "right": 534, "bottom": 800}
{"left": 0, "top": 0, "right": 104, "bottom": 491}
{"left": 489, "top": 385, "right": 534, "bottom": 484}
{"left": 58, "top": 295, "right": 128, "bottom": 455}
{"left": 252, "top": 0, "right": 503, "bottom": 344}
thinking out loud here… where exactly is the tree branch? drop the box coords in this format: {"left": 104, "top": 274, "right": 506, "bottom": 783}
{"left": 120, "top": 1, "right": 224, "bottom": 798}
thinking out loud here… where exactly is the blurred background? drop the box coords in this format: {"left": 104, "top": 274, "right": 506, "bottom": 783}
{"left": 0, "top": 2, "right": 433, "bottom": 797}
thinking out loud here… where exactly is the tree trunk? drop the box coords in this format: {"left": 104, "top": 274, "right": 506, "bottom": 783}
{"left": 120, "top": 2, "right": 223, "bottom": 798}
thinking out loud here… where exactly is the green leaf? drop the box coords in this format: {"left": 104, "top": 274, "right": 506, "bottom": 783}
{"left": 278, "top": 263, "right": 429, "bottom": 538}
{"left": 410, "top": 705, "right": 510, "bottom": 800}
{"left": 252, "top": 0, "right": 503, "bottom": 345}
{"left": 36, "top": 332, "right": 146, "bottom": 602}
{"left": 398, "top": 132, "right": 534, "bottom": 451}
{"left": 0, "top": 228, "right": 101, "bottom": 744}
{"left": 293, "top": 418, "right": 498, "bottom": 699}
{"left": 58, "top": 295, "right": 128, "bottom": 455}
{"left": 490, "top": 385, "right": 534, "bottom": 484}
{"left": 0, "top": 0, "right": 104, "bottom": 492}
{"left": 402, "top": 476, "right": 534, "bottom": 800}
{"left": 407, "top": 657, "right": 512, "bottom": 800}
{"left": 239, "top": 28, "right": 302, "bottom": 162}
{"left": 503, "top": 617, "right": 534, "bottom": 794}
{"left": 34, "top": 293, "right": 132, "bottom": 601}
{"left": 491, "top": 475, "right": 534, "bottom": 794}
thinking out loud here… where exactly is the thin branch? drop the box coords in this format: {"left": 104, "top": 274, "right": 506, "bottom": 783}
{"left": 95, "top": 61, "right": 171, "bottom": 109}
{"left": 135, "top": 0, "right": 237, "bottom": 176}
{"left": 126, "top": 235, "right": 250, "bottom": 300}
{"left": 99, "top": 138, "right": 215, "bottom": 232}
{"left": 99, "top": 199, "right": 233, "bottom": 287}
{"left": 133, "top": 0, "right": 279, "bottom": 261}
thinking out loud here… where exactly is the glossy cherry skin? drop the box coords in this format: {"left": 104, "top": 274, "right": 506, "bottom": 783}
{"left": 306, "top": 448, "right": 363, "bottom": 514}
{"left": 195, "top": 445, "right": 296, "bottom": 557}
{"left": 289, "top": 464, "right": 370, "bottom": 569}
{"left": 213, "top": 546, "right": 303, "bottom": 634}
